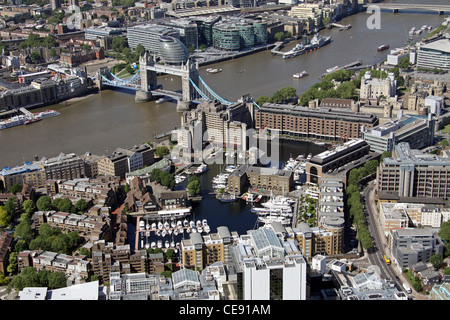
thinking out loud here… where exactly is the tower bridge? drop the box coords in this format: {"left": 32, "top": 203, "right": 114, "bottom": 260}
{"left": 96, "top": 52, "right": 237, "bottom": 111}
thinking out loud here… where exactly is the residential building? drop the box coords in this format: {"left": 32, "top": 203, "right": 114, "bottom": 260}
{"left": 227, "top": 163, "right": 248, "bottom": 195}
{"left": 293, "top": 222, "right": 343, "bottom": 258}
{"left": 181, "top": 226, "right": 236, "bottom": 270}
{"left": 417, "top": 38, "right": 450, "bottom": 72}
{"left": 32, "top": 210, "right": 111, "bottom": 242}
{"left": 98, "top": 144, "right": 154, "bottom": 179}
{"left": 37, "top": 153, "right": 85, "bottom": 181}
{"left": 0, "top": 162, "right": 46, "bottom": 191}
{"left": 180, "top": 98, "right": 254, "bottom": 153}
{"left": 376, "top": 143, "right": 450, "bottom": 200}
{"left": 255, "top": 103, "right": 378, "bottom": 142}
{"left": 246, "top": 166, "right": 293, "bottom": 195}
{"left": 305, "top": 139, "right": 371, "bottom": 185}
{"left": 125, "top": 158, "right": 171, "bottom": 185}
{"left": 18, "top": 250, "right": 91, "bottom": 281}
{"left": 361, "top": 114, "right": 435, "bottom": 154}
{"left": 288, "top": 3, "right": 323, "bottom": 28}
{"left": 378, "top": 202, "right": 411, "bottom": 235}
{"left": 0, "top": 232, "right": 13, "bottom": 275}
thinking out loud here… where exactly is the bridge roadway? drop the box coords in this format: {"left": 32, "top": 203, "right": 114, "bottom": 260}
{"left": 364, "top": 3, "right": 450, "bottom": 13}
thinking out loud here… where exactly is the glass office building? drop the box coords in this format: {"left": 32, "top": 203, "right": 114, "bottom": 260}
{"left": 212, "top": 22, "right": 241, "bottom": 51}
{"left": 127, "top": 24, "right": 180, "bottom": 55}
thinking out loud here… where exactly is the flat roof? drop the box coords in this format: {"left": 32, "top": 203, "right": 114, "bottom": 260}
{"left": 420, "top": 38, "right": 450, "bottom": 54}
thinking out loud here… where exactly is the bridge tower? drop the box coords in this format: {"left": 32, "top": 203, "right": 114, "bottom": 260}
{"left": 178, "top": 58, "right": 199, "bottom": 111}
{"left": 96, "top": 67, "right": 111, "bottom": 91}
{"left": 135, "top": 52, "right": 158, "bottom": 103}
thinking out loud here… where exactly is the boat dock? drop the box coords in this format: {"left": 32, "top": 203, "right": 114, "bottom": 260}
{"left": 271, "top": 41, "right": 289, "bottom": 57}
{"left": 330, "top": 23, "right": 352, "bottom": 30}
{"left": 320, "top": 60, "right": 371, "bottom": 78}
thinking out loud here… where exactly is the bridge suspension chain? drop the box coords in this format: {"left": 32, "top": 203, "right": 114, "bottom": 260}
{"left": 198, "top": 76, "right": 234, "bottom": 105}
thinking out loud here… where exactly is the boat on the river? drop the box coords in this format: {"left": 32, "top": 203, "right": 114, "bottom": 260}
{"left": 293, "top": 71, "right": 308, "bottom": 79}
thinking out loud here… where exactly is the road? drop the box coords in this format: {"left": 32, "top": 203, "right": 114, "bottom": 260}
{"left": 361, "top": 181, "right": 428, "bottom": 300}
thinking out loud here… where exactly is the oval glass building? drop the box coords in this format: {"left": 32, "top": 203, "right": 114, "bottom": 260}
{"left": 158, "top": 36, "right": 189, "bottom": 65}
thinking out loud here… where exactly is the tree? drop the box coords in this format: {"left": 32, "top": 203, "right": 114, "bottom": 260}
{"left": 187, "top": 177, "right": 201, "bottom": 196}
{"left": 30, "top": 52, "right": 41, "bottom": 64}
{"left": 274, "top": 31, "right": 286, "bottom": 42}
{"left": 430, "top": 254, "right": 443, "bottom": 269}
{"left": 15, "top": 220, "right": 34, "bottom": 243}
{"left": 36, "top": 196, "right": 53, "bottom": 211}
{"left": 53, "top": 198, "right": 73, "bottom": 213}
{"left": 7, "top": 252, "right": 18, "bottom": 275}
{"left": 255, "top": 95, "right": 271, "bottom": 107}
{"left": 440, "top": 220, "right": 450, "bottom": 242}
{"left": 10, "top": 183, "right": 22, "bottom": 194}
{"left": 3, "top": 197, "right": 17, "bottom": 218}
{"left": 74, "top": 199, "right": 88, "bottom": 213}
{"left": 151, "top": 168, "right": 162, "bottom": 183}
{"left": 42, "top": 36, "right": 56, "bottom": 48}
{"left": 398, "top": 56, "right": 411, "bottom": 70}
{"left": 155, "top": 146, "right": 170, "bottom": 157}
{"left": 111, "top": 35, "right": 128, "bottom": 53}
{"left": 22, "top": 199, "right": 36, "bottom": 217}
{"left": 136, "top": 43, "right": 145, "bottom": 56}
{"left": 0, "top": 206, "right": 11, "bottom": 227}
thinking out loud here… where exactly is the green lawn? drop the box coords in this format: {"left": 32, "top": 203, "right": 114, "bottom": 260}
{"left": 441, "top": 124, "right": 450, "bottom": 134}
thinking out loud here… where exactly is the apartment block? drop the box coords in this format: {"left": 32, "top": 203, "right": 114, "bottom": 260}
{"left": 0, "top": 163, "right": 46, "bottom": 191}
{"left": 227, "top": 164, "right": 248, "bottom": 195}
{"left": 38, "top": 153, "right": 85, "bottom": 180}
{"left": 255, "top": 103, "right": 378, "bottom": 142}
{"left": 180, "top": 99, "right": 253, "bottom": 151}
{"left": 246, "top": 166, "right": 293, "bottom": 195}
{"left": 181, "top": 226, "right": 235, "bottom": 270}
{"left": 293, "top": 222, "right": 342, "bottom": 258}
{"left": 306, "top": 139, "right": 371, "bottom": 185}
{"left": 32, "top": 211, "right": 111, "bottom": 242}
{"left": 18, "top": 250, "right": 91, "bottom": 280}
{"left": 98, "top": 144, "right": 154, "bottom": 179}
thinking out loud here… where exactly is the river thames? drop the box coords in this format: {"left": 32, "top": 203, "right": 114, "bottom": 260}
{"left": 0, "top": 0, "right": 447, "bottom": 168}
{"left": 0, "top": 1, "right": 448, "bottom": 243}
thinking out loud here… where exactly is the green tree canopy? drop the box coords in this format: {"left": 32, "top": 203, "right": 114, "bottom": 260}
{"left": 36, "top": 196, "right": 53, "bottom": 211}
{"left": 187, "top": 177, "right": 201, "bottom": 196}
{"left": 10, "top": 183, "right": 22, "bottom": 194}
{"left": 155, "top": 146, "right": 170, "bottom": 157}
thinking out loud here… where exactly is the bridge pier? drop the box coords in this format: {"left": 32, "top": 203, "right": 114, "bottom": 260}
{"left": 177, "top": 100, "right": 192, "bottom": 112}
{"left": 135, "top": 90, "right": 153, "bottom": 103}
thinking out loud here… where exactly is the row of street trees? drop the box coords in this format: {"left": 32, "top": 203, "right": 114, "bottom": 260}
{"left": 345, "top": 155, "right": 387, "bottom": 251}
